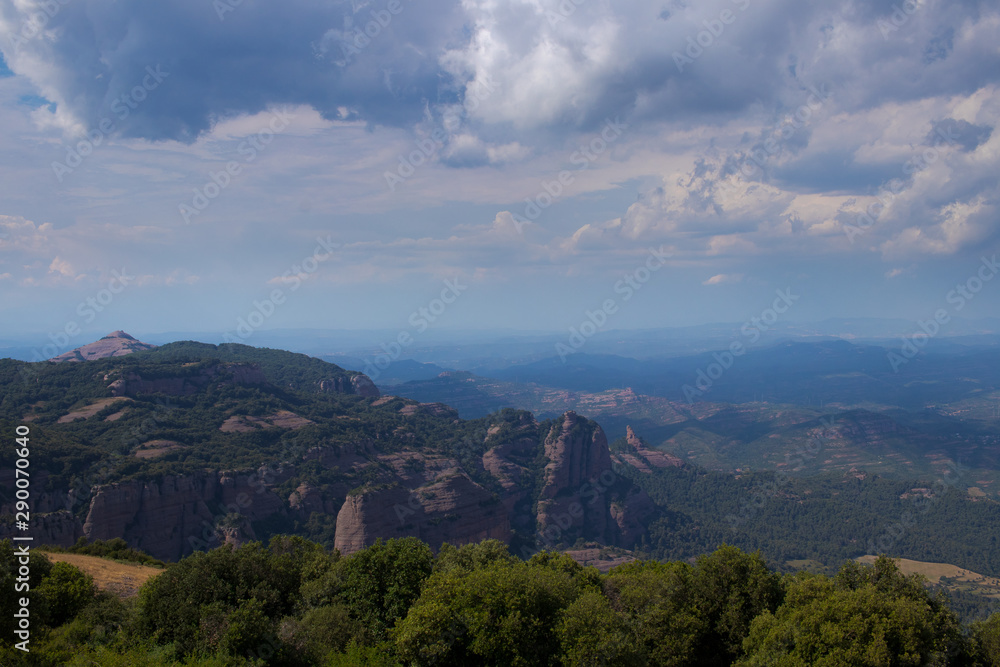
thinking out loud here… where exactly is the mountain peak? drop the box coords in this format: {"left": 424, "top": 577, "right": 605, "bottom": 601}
{"left": 51, "top": 331, "right": 155, "bottom": 363}
{"left": 103, "top": 330, "right": 137, "bottom": 340}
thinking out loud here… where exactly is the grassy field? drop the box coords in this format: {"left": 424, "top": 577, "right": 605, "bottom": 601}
{"left": 39, "top": 551, "right": 164, "bottom": 598}
{"left": 856, "top": 555, "right": 1000, "bottom": 600}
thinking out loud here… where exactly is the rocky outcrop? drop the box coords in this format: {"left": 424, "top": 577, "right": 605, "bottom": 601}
{"left": 51, "top": 331, "right": 155, "bottom": 362}
{"left": 317, "top": 374, "right": 380, "bottom": 399}
{"left": 82, "top": 472, "right": 287, "bottom": 561}
{"left": 289, "top": 482, "right": 340, "bottom": 515}
{"left": 106, "top": 362, "right": 267, "bottom": 397}
{"left": 611, "top": 487, "right": 657, "bottom": 546}
{"left": 333, "top": 472, "right": 509, "bottom": 555}
{"left": 535, "top": 412, "right": 616, "bottom": 545}
{"left": 351, "top": 374, "right": 380, "bottom": 398}
{"left": 19, "top": 408, "right": 654, "bottom": 561}
{"left": 625, "top": 425, "right": 684, "bottom": 469}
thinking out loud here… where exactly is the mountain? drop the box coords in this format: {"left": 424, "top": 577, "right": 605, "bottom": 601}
{"left": 3, "top": 335, "right": 1000, "bottom": 581}
{"left": 50, "top": 330, "right": 155, "bottom": 362}
{"left": 0, "top": 338, "right": 648, "bottom": 561}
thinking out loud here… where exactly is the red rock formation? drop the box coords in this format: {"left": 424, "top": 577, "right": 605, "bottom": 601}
{"left": 81, "top": 472, "right": 287, "bottom": 560}
{"left": 536, "top": 412, "right": 615, "bottom": 545}
{"left": 626, "top": 425, "right": 683, "bottom": 468}
{"left": 333, "top": 472, "right": 509, "bottom": 555}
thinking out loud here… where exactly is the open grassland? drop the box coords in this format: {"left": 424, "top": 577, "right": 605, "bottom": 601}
{"left": 857, "top": 555, "right": 1000, "bottom": 600}
{"left": 40, "top": 551, "right": 164, "bottom": 598}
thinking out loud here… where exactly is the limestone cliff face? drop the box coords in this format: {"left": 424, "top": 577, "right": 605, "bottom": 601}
{"left": 333, "top": 472, "right": 509, "bottom": 555}
{"left": 106, "top": 362, "right": 267, "bottom": 397}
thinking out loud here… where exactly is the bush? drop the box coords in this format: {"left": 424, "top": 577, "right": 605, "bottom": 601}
{"left": 35, "top": 561, "right": 97, "bottom": 628}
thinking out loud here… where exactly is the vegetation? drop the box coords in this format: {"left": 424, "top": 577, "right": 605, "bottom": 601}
{"left": 42, "top": 537, "right": 167, "bottom": 568}
{"left": 4, "top": 344, "right": 1000, "bottom": 590}
{"left": 2, "top": 537, "right": 999, "bottom": 666}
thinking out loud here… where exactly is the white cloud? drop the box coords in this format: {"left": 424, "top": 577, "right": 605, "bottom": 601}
{"left": 703, "top": 273, "right": 744, "bottom": 285}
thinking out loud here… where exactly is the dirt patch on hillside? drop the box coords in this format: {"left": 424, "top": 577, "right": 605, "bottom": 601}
{"left": 57, "top": 397, "right": 132, "bottom": 423}
{"left": 134, "top": 440, "right": 186, "bottom": 459}
{"left": 220, "top": 410, "right": 314, "bottom": 432}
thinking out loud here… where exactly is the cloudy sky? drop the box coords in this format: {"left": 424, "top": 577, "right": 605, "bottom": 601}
{"left": 0, "top": 0, "right": 998, "bottom": 347}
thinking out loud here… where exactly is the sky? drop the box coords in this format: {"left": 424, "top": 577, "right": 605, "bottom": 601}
{"left": 0, "top": 0, "right": 998, "bottom": 351}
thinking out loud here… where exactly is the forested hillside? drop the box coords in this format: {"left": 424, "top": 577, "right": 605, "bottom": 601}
{"left": 3, "top": 342, "right": 1000, "bottom": 585}
{"left": 2, "top": 537, "right": 999, "bottom": 666}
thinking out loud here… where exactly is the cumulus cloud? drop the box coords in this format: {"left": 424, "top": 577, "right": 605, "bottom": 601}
{"left": 0, "top": 0, "right": 998, "bottom": 331}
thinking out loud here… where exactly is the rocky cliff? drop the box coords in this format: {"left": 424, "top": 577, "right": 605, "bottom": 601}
{"left": 105, "top": 362, "right": 268, "bottom": 397}
{"left": 333, "top": 472, "right": 509, "bottom": 554}
{"left": 534, "top": 412, "right": 618, "bottom": 546}
{"left": 3, "top": 401, "right": 652, "bottom": 560}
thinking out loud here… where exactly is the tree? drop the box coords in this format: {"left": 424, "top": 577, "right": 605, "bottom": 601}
{"left": 337, "top": 537, "right": 434, "bottom": 643}
{"left": 394, "top": 556, "right": 583, "bottom": 666}
{"left": 970, "top": 613, "right": 1000, "bottom": 667}
{"left": 690, "top": 545, "right": 784, "bottom": 664}
{"left": 739, "top": 558, "right": 968, "bottom": 666}
{"left": 35, "top": 561, "right": 97, "bottom": 627}
{"left": 556, "top": 589, "right": 642, "bottom": 666}
{"left": 602, "top": 560, "right": 705, "bottom": 666}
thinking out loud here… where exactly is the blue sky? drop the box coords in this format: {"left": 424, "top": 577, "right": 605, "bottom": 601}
{"left": 0, "top": 0, "right": 998, "bottom": 343}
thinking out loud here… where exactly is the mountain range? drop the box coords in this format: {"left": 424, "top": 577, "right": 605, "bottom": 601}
{"left": 3, "top": 332, "right": 1000, "bottom": 593}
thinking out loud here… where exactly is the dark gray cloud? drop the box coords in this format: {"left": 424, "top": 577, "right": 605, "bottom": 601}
{"left": 773, "top": 150, "right": 902, "bottom": 195}
{"left": 0, "top": 0, "right": 467, "bottom": 141}
{"left": 926, "top": 118, "right": 993, "bottom": 152}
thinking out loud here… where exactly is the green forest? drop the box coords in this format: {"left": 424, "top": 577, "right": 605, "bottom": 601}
{"left": 2, "top": 536, "right": 999, "bottom": 666}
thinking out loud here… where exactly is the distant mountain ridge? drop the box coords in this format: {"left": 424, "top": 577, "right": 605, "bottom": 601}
{"left": 51, "top": 330, "right": 155, "bottom": 362}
